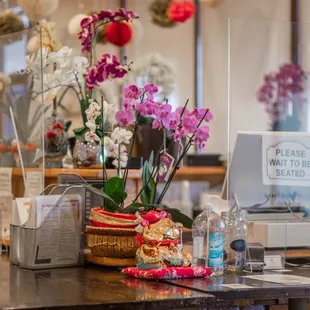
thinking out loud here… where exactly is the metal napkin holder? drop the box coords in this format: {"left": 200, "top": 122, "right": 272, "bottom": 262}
{"left": 10, "top": 184, "right": 86, "bottom": 270}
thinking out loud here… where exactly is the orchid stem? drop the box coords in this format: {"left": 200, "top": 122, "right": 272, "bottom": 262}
{"left": 117, "top": 138, "right": 121, "bottom": 178}
{"left": 123, "top": 115, "right": 139, "bottom": 204}
{"left": 156, "top": 108, "right": 210, "bottom": 204}
{"left": 101, "top": 96, "right": 107, "bottom": 185}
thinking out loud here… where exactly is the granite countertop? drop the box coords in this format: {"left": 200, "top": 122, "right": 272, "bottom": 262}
{"left": 0, "top": 258, "right": 214, "bottom": 310}
{"left": 164, "top": 268, "right": 310, "bottom": 308}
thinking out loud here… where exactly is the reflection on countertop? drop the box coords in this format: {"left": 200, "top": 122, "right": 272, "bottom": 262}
{"left": 0, "top": 256, "right": 213, "bottom": 310}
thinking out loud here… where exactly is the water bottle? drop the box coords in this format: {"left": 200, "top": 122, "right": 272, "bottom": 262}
{"left": 222, "top": 211, "right": 247, "bottom": 272}
{"left": 192, "top": 202, "right": 225, "bottom": 275}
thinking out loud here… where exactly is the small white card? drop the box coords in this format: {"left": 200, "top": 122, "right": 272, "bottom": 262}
{"left": 0, "top": 168, "right": 12, "bottom": 194}
{"left": 244, "top": 274, "right": 310, "bottom": 285}
{"left": 222, "top": 284, "right": 253, "bottom": 289}
{"left": 25, "top": 171, "right": 43, "bottom": 198}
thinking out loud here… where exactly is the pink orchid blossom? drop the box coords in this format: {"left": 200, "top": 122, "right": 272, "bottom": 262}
{"left": 191, "top": 108, "right": 213, "bottom": 122}
{"left": 156, "top": 104, "right": 172, "bottom": 120}
{"left": 194, "top": 126, "right": 210, "bottom": 151}
{"left": 174, "top": 127, "right": 187, "bottom": 141}
{"left": 257, "top": 63, "right": 306, "bottom": 123}
{"left": 97, "top": 10, "right": 114, "bottom": 20}
{"left": 162, "top": 112, "right": 180, "bottom": 130}
{"left": 115, "top": 8, "right": 137, "bottom": 20}
{"left": 176, "top": 106, "right": 191, "bottom": 118}
{"left": 123, "top": 98, "right": 135, "bottom": 111}
{"left": 84, "top": 54, "right": 127, "bottom": 90}
{"left": 182, "top": 116, "right": 199, "bottom": 133}
{"left": 115, "top": 110, "right": 134, "bottom": 126}
{"left": 144, "top": 83, "right": 159, "bottom": 99}
{"left": 144, "top": 83, "right": 159, "bottom": 94}
{"left": 123, "top": 84, "right": 142, "bottom": 99}
{"left": 152, "top": 119, "right": 163, "bottom": 130}
{"left": 145, "top": 101, "right": 160, "bottom": 115}
{"left": 78, "top": 9, "right": 137, "bottom": 53}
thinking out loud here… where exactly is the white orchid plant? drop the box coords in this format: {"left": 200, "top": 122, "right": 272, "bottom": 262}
{"left": 26, "top": 46, "right": 88, "bottom": 116}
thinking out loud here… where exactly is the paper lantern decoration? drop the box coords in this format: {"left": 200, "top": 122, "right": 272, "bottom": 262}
{"left": 149, "top": 0, "right": 176, "bottom": 27}
{"left": 168, "top": 0, "right": 196, "bottom": 23}
{"left": 16, "top": 0, "right": 59, "bottom": 21}
{"left": 67, "top": 13, "right": 88, "bottom": 36}
{"left": 105, "top": 21, "right": 133, "bottom": 47}
{"left": 0, "top": 10, "right": 24, "bottom": 36}
{"left": 200, "top": 0, "right": 223, "bottom": 7}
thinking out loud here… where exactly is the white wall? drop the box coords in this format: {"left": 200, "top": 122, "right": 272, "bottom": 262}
{"left": 201, "top": 0, "right": 290, "bottom": 156}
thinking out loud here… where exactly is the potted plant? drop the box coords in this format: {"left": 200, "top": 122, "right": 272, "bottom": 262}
{"left": 257, "top": 63, "right": 307, "bottom": 132}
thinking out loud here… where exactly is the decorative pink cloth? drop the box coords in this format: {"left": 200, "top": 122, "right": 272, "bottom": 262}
{"left": 122, "top": 266, "right": 212, "bottom": 280}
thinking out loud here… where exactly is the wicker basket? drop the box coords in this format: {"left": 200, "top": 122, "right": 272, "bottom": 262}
{"left": 86, "top": 225, "right": 139, "bottom": 258}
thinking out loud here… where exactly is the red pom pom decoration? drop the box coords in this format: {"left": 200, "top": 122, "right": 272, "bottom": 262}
{"left": 168, "top": 0, "right": 196, "bottom": 23}
{"left": 105, "top": 21, "right": 133, "bottom": 47}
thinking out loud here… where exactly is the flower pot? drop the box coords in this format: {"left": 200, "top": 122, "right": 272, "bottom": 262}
{"left": 86, "top": 209, "right": 139, "bottom": 258}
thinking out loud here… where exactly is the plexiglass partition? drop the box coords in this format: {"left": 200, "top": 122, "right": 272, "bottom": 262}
{"left": 227, "top": 19, "right": 310, "bottom": 267}
{"left": 0, "top": 27, "right": 45, "bottom": 254}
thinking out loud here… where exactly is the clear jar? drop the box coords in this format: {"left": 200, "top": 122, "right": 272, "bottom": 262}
{"left": 222, "top": 211, "right": 247, "bottom": 273}
{"left": 73, "top": 140, "right": 100, "bottom": 168}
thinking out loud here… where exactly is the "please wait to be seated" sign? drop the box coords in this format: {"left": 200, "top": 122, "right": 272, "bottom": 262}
{"left": 262, "top": 135, "right": 310, "bottom": 187}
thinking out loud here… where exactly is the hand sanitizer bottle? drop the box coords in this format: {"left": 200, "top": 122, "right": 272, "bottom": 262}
{"left": 192, "top": 201, "right": 225, "bottom": 275}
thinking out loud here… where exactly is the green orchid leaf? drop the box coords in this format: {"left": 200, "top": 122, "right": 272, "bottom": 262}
{"left": 83, "top": 184, "right": 120, "bottom": 211}
{"left": 118, "top": 204, "right": 141, "bottom": 214}
{"left": 65, "top": 121, "right": 72, "bottom": 132}
{"left": 141, "top": 160, "right": 156, "bottom": 204}
{"left": 73, "top": 126, "right": 88, "bottom": 136}
{"left": 148, "top": 151, "right": 154, "bottom": 172}
{"left": 168, "top": 210, "right": 193, "bottom": 229}
{"left": 120, "top": 201, "right": 193, "bottom": 228}
{"left": 105, "top": 177, "right": 127, "bottom": 205}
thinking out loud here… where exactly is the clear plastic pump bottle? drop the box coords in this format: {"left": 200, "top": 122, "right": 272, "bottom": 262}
{"left": 192, "top": 202, "right": 225, "bottom": 275}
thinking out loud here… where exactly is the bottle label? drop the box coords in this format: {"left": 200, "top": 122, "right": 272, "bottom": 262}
{"left": 209, "top": 234, "right": 224, "bottom": 267}
{"left": 193, "top": 236, "right": 204, "bottom": 258}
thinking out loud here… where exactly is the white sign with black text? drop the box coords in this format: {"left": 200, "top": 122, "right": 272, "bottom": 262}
{"left": 262, "top": 134, "right": 310, "bottom": 187}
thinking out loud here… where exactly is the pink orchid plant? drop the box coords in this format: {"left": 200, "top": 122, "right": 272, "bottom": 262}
{"left": 75, "top": 8, "right": 212, "bottom": 226}
{"left": 257, "top": 63, "right": 307, "bottom": 131}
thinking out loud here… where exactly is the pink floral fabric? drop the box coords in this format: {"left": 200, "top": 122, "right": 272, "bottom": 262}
{"left": 122, "top": 266, "right": 212, "bottom": 280}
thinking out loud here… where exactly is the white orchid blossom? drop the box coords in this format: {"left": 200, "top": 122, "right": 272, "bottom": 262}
{"left": 104, "top": 136, "right": 115, "bottom": 149}
{"left": 85, "top": 101, "right": 101, "bottom": 119}
{"left": 85, "top": 131, "right": 100, "bottom": 142}
{"left": 111, "top": 127, "right": 133, "bottom": 144}
{"left": 102, "top": 100, "right": 114, "bottom": 117}
{"left": 85, "top": 121, "right": 97, "bottom": 132}
{"left": 111, "top": 144, "right": 128, "bottom": 168}
{"left": 26, "top": 46, "right": 88, "bottom": 103}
